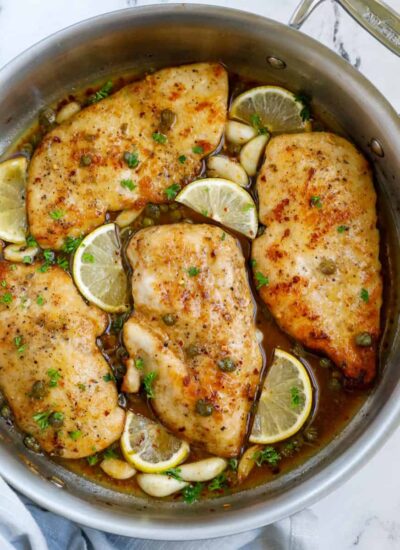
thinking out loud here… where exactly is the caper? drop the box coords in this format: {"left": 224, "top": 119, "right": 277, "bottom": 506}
{"left": 319, "top": 357, "right": 333, "bottom": 369}
{"left": 30, "top": 380, "right": 48, "bottom": 400}
{"left": 38, "top": 107, "right": 56, "bottom": 131}
{"left": 162, "top": 313, "right": 176, "bottom": 326}
{"left": 186, "top": 344, "right": 200, "bottom": 358}
{"left": 318, "top": 258, "right": 336, "bottom": 275}
{"left": 159, "top": 109, "right": 177, "bottom": 133}
{"left": 291, "top": 342, "right": 306, "bottom": 358}
{"left": 114, "top": 363, "right": 127, "bottom": 380}
{"left": 145, "top": 204, "right": 160, "bottom": 219}
{"left": 303, "top": 426, "right": 318, "bottom": 442}
{"left": 195, "top": 399, "right": 214, "bottom": 417}
{"left": 48, "top": 412, "right": 64, "bottom": 428}
{"left": 80, "top": 154, "right": 92, "bottom": 167}
{"left": 20, "top": 143, "right": 34, "bottom": 158}
{"left": 0, "top": 404, "right": 12, "bottom": 420}
{"left": 160, "top": 204, "right": 169, "bottom": 213}
{"left": 170, "top": 210, "right": 182, "bottom": 221}
{"left": 142, "top": 217, "right": 154, "bottom": 227}
{"left": 118, "top": 393, "right": 127, "bottom": 408}
{"left": 355, "top": 332, "right": 372, "bottom": 347}
{"left": 217, "top": 358, "right": 236, "bottom": 372}
{"left": 23, "top": 435, "right": 42, "bottom": 453}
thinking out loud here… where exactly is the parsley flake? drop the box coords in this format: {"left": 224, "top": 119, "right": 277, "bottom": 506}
{"left": 310, "top": 196, "right": 322, "bottom": 209}
{"left": 123, "top": 151, "right": 139, "bottom": 169}
{"left": 290, "top": 386, "right": 304, "bottom": 408}
{"left": 243, "top": 203, "right": 255, "bottom": 212}
{"left": 14, "top": 335, "right": 26, "bottom": 354}
{"left": 187, "top": 266, "right": 200, "bottom": 277}
{"left": 163, "top": 467, "right": 183, "bottom": 481}
{"left": 192, "top": 145, "right": 204, "bottom": 154}
{"left": 360, "top": 288, "right": 369, "bottom": 303}
{"left": 182, "top": 482, "right": 203, "bottom": 504}
{"left": 87, "top": 80, "right": 113, "bottom": 104}
{"left": 337, "top": 225, "right": 349, "bottom": 233}
{"left": 103, "top": 372, "right": 116, "bottom": 383}
{"left": 0, "top": 292, "right": 12, "bottom": 304}
{"left": 62, "top": 236, "right": 83, "bottom": 253}
{"left": 33, "top": 410, "right": 52, "bottom": 431}
{"left": 26, "top": 235, "right": 38, "bottom": 247}
{"left": 178, "top": 155, "right": 187, "bottom": 164}
{"left": 152, "top": 132, "right": 167, "bottom": 144}
{"left": 68, "top": 430, "right": 82, "bottom": 441}
{"left": 103, "top": 448, "right": 118, "bottom": 460}
{"left": 120, "top": 179, "right": 136, "bottom": 191}
{"left": 294, "top": 92, "right": 312, "bottom": 122}
{"left": 164, "top": 183, "right": 181, "bottom": 201}
{"left": 143, "top": 371, "right": 157, "bottom": 398}
{"left": 135, "top": 357, "right": 144, "bottom": 370}
{"left": 82, "top": 253, "right": 95, "bottom": 263}
{"left": 255, "top": 272, "right": 269, "bottom": 289}
{"left": 250, "top": 113, "right": 268, "bottom": 135}
{"left": 47, "top": 369, "right": 61, "bottom": 387}
{"left": 87, "top": 454, "right": 99, "bottom": 466}
{"left": 49, "top": 209, "right": 65, "bottom": 220}
{"left": 253, "top": 446, "right": 281, "bottom": 467}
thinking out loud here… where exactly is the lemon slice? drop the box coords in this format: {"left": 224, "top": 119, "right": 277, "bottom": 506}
{"left": 73, "top": 223, "right": 129, "bottom": 313}
{"left": 250, "top": 349, "right": 313, "bottom": 444}
{"left": 230, "top": 86, "right": 311, "bottom": 133}
{"left": 176, "top": 178, "right": 258, "bottom": 239}
{"left": 121, "top": 411, "right": 190, "bottom": 473}
{"left": 0, "top": 157, "right": 28, "bottom": 243}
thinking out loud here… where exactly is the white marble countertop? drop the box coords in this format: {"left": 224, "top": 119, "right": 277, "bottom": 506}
{"left": 0, "top": 1, "right": 399, "bottom": 549}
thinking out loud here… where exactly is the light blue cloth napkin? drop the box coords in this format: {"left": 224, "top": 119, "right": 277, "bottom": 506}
{"left": 0, "top": 476, "right": 318, "bottom": 550}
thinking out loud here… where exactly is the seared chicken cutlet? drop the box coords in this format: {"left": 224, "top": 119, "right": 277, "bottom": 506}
{"left": 123, "top": 224, "right": 263, "bottom": 457}
{"left": 27, "top": 63, "right": 228, "bottom": 249}
{"left": 252, "top": 132, "right": 381, "bottom": 384}
{"left": 0, "top": 263, "right": 124, "bottom": 457}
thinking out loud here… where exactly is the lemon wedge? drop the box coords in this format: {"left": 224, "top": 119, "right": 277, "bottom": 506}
{"left": 121, "top": 411, "right": 190, "bottom": 473}
{"left": 176, "top": 178, "right": 258, "bottom": 239}
{"left": 250, "top": 349, "right": 313, "bottom": 444}
{"left": 230, "top": 86, "right": 312, "bottom": 134}
{"left": 73, "top": 223, "right": 129, "bottom": 313}
{"left": 0, "top": 157, "right": 28, "bottom": 243}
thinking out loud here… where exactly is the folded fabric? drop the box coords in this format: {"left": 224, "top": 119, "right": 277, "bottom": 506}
{"left": 0, "top": 476, "right": 318, "bottom": 550}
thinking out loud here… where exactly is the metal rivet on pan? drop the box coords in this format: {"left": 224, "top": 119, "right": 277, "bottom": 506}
{"left": 266, "top": 56, "right": 286, "bottom": 69}
{"left": 369, "top": 138, "right": 384, "bottom": 157}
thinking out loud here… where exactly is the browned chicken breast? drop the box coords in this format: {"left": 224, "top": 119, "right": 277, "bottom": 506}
{"left": 0, "top": 263, "right": 124, "bottom": 457}
{"left": 27, "top": 62, "right": 228, "bottom": 249}
{"left": 252, "top": 132, "right": 382, "bottom": 384}
{"left": 123, "top": 224, "right": 263, "bottom": 457}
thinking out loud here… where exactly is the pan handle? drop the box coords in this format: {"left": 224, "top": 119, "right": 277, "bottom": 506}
{"left": 289, "top": 0, "right": 400, "bottom": 57}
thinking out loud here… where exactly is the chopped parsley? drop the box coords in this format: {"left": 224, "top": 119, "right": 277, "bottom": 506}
{"left": 152, "top": 132, "right": 167, "bottom": 144}
{"left": 22, "top": 255, "right": 33, "bottom": 264}
{"left": 49, "top": 209, "right": 65, "bottom": 220}
{"left": 253, "top": 446, "right": 281, "bottom": 467}
{"left": 208, "top": 473, "right": 228, "bottom": 491}
{"left": 87, "top": 80, "right": 113, "bottom": 104}
{"left": 250, "top": 113, "right": 268, "bottom": 135}
{"left": 103, "top": 447, "right": 118, "bottom": 460}
{"left": 82, "top": 253, "right": 95, "bottom": 263}
{"left": 228, "top": 458, "right": 238, "bottom": 471}
{"left": 0, "top": 292, "right": 13, "bottom": 304}
{"left": 26, "top": 235, "right": 38, "bottom": 247}
{"left": 310, "top": 196, "right": 322, "bottom": 209}
{"left": 337, "top": 225, "right": 349, "bottom": 233}
{"left": 62, "top": 236, "right": 83, "bottom": 253}
{"left": 78, "top": 383, "right": 86, "bottom": 391}
{"left": 123, "top": 151, "right": 139, "bottom": 169}
{"left": 120, "top": 178, "right": 136, "bottom": 191}
{"left": 103, "top": 372, "right": 116, "bottom": 383}
{"left": 201, "top": 209, "right": 208, "bottom": 217}
{"left": 164, "top": 183, "right": 181, "bottom": 200}
{"left": 143, "top": 371, "right": 157, "bottom": 398}
{"left": 250, "top": 259, "right": 257, "bottom": 268}
{"left": 68, "top": 430, "right": 82, "bottom": 441}
{"left": 187, "top": 266, "right": 200, "bottom": 277}
{"left": 243, "top": 203, "right": 255, "bottom": 212}
{"left": 294, "top": 92, "right": 312, "bottom": 122}
{"left": 111, "top": 315, "right": 125, "bottom": 333}
{"left": 255, "top": 272, "right": 269, "bottom": 289}
{"left": 135, "top": 357, "right": 144, "bottom": 370}
{"left": 0, "top": 280, "right": 6, "bottom": 288}
{"left": 182, "top": 482, "right": 203, "bottom": 504}
{"left": 192, "top": 145, "right": 204, "bottom": 154}
{"left": 14, "top": 335, "right": 26, "bottom": 354}
{"left": 56, "top": 256, "right": 69, "bottom": 271}
{"left": 290, "top": 386, "right": 303, "bottom": 408}
{"left": 47, "top": 369, "right": 61, "bottom": 387}
{"left": 221, "top": 232, "right": 226, "bottom": 241}
{"left": 178, "top": 155, "right": 187, "bottom": 164}
{"left": 33, "top": 410, "right": 52, "bottom": 430}
{"left": 87, "top": 454, "right": 100, "bottom": 466}
{"left": 163, "top": 467, "right": 183, "bottom": 481}
{"left": 360, "top": 288, "right": 369, "bottom": 303}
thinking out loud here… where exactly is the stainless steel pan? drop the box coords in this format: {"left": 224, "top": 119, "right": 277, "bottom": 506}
{"left": 0, "top": 2, "right": 400, "bottom": 541}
